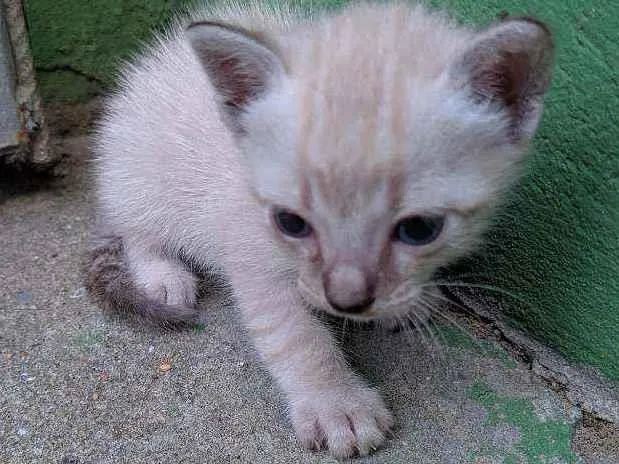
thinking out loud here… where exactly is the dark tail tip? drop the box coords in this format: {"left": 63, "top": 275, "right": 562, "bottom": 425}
{"left": 85, "top": 235, "right": 199, "bottom": 328}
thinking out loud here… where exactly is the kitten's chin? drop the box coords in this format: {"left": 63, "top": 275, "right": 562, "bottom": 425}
{"left": 297, "top": 290, "right": 408, "bottom": 323}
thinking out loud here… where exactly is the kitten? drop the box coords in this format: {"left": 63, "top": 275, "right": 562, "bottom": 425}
{"left": 87, "top": 1, "right": 554, "bottom": 457}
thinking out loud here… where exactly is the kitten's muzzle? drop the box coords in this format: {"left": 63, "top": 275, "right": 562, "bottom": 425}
{"left": 323, "top": 263, "right": 377, "bottom": 315}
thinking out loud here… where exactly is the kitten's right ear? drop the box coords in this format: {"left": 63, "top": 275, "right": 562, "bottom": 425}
{"left": 446, "top": 17, "right": 554, "bottom": 142}
{"left": 185, "top": 22, "right": 286, "bottom": 134}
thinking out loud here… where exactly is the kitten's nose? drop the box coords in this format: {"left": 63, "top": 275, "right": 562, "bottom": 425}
{"left": 323, "top": 264, "right": 376, "bottom": 314}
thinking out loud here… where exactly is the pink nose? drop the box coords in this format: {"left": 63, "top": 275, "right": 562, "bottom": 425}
{"left": 323, "top": 265, "right": 375, "bottom": 314}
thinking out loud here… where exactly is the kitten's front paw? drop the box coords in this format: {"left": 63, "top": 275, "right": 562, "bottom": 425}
{"left": 291, "top": 384, "right": 393, "bottom": 458}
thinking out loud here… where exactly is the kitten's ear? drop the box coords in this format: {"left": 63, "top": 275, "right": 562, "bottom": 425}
{"left": 448, "top": 17, "right": 554, "bottom": 141}
{"left": 185, "top": 22, "right": 286, "bottom": 133}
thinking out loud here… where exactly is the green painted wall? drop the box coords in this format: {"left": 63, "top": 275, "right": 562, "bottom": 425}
{"left": 25, "top": 0, "right": 619, "bottom": 380}
{"left": 24, "top": 0, "right": 185, "bottom": 101}
{"left": 438, "top": 0, "right": 619, "bottom": 381}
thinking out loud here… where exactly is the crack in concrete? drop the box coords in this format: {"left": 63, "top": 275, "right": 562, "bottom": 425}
{"left": 441, "top": 285, "right": 619, "bottom": 425}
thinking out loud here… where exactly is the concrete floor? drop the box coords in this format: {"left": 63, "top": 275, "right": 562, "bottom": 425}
{"left": 1, "top": 107, "right": 617, "bottom": 463}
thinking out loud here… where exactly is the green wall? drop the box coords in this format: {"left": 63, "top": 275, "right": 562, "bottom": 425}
{"left": 438, "top": 0, "right": 619, "bottom": 380}
{"left": 25, "top": 0, "right": 619, "bottom": 380}
{"left": 24, "top": 0, "right": 186, "bottom": 102}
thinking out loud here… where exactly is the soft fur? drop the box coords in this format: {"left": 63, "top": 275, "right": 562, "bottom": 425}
{"left": 87, "top": 1, "right": 554, "bottom": 457}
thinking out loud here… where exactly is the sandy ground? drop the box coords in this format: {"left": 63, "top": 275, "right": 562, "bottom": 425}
{"left": 1, "top": 105, "right": 617, "bottom": 463}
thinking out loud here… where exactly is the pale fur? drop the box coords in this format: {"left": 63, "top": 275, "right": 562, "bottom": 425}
{"left": 89, "top": 1, "right": 553, "bottom": 457}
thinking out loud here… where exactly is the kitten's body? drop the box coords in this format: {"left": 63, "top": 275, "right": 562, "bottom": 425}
{"left": 88, "top": 2, "right": 553, "bottom": 457}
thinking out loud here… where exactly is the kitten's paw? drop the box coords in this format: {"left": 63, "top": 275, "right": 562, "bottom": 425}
{"left": 134, "top": 258, "right": 197, "bottom": 307}
{"left": 291, "top": 384, "right": 393, "bottom": 458}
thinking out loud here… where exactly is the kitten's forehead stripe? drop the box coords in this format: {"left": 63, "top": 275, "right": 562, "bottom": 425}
{"left": 319, "top": 19, "right": 334, "bottom": 160}
{"left": 294, "top": 7, "right": 417, "bottom": 216}
{"left": 297, "top": 28, "right": 321, "bottom": 211}
{"left": 378, "top": 8, "right": 395, "bottom": 159}
{"left": 391, "top": 10, "right": 408, "bottom": 159}
{"left": 286, "top": 4, "right": 531, "bottom": 218}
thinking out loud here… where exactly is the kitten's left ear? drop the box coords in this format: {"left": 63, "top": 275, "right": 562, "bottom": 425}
{"left": 447, "top": 17, "right": 554, "bottom": 141}
{"left": 185, "top": 22, "right": 286, "bottom": 134}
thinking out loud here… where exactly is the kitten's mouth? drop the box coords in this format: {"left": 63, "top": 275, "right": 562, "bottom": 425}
{"left": 298, "top": 279, "right": 426, "bottom": 322}
{"left": 297, "top": 280, "right": 380, "bottom": 320}
{"left": 328, "top": 306, "right": 379, "bottom": 321}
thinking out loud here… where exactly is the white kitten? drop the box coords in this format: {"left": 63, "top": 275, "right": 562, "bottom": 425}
{"left": 87, "top": 2, "right": 553, "bottom": 457}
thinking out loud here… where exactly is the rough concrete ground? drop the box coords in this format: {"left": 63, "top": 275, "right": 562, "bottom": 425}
{"left": 1, "top": 105, "right": 618, "bottom": 463}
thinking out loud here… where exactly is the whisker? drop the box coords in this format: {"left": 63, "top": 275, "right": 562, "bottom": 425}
{"left": 397, "top": 311, "right": 428, "bottom": 350}
{"left": 425, "top": 288, "right": 480, "bottom": 318}
{"left": 420, "top": 294, "right": 487, "bottom": 353}
{"left": 406, "top": 306, "right": 441, "bottom": 355}
{"left": 414, "top": 298, "right": 447, "bottom": 353}
{"left": 428, "top": 281, "right": 535, "bottom": 311}
{"left": 406, "top": 313, "right": 432, "bottom": 351}
{"left": 342, "top": 316, "right": 349, "bottom": 340}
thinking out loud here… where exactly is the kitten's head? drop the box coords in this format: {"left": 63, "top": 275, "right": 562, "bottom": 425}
{"left": 186, "top": 7, "right": 554, "bottom": 321}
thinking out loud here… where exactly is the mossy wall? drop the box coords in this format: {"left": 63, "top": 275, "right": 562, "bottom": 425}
{"left": 24, "top": 0, "right": 619, "bottom": 380}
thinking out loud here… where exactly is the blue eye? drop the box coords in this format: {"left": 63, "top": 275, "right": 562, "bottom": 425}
{"left": 274, "top": 209, "right": 312, "bottom": 238}
{"left": 395, "top": 216, "right": 444, "bottom": 246}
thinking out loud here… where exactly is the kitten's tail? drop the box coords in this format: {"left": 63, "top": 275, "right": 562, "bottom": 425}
{"left": 85, "top": 235, "right": 198, "bottom": 326}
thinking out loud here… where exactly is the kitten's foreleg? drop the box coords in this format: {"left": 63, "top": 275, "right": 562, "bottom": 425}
{"left": 230, "top": 272, "right": 393, "bottom": 458}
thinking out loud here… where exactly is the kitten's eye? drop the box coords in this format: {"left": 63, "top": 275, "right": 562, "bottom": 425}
{"left": 274, "top": 209, "right": 312, "bottom": 238}
{"left": 394, "top": 215, "right": 444, "bottom": 246}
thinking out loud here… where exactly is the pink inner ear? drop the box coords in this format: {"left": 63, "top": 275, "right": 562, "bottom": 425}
{"left": 219, "top": 58, "right": 236, "bottom": 76}
{"left": 470, "top": 50, "right": 531, "bottom": 108}
{"left": 466, "top": 44, "right": 547, "bottom": 139}
{"left": 213, "top": 55, "right": 259, "bottom": 108}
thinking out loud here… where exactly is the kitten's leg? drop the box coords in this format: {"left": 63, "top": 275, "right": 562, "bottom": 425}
{"left": 124, "top": 241, "right": 198, "bottom": 309}
{"left": 230, "top": 272, "right": 393, "bottom": 458}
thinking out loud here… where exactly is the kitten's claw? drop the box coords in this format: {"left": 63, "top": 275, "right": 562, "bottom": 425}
{"left": 291, "top": 384, "right": 393, "bottom": 458}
